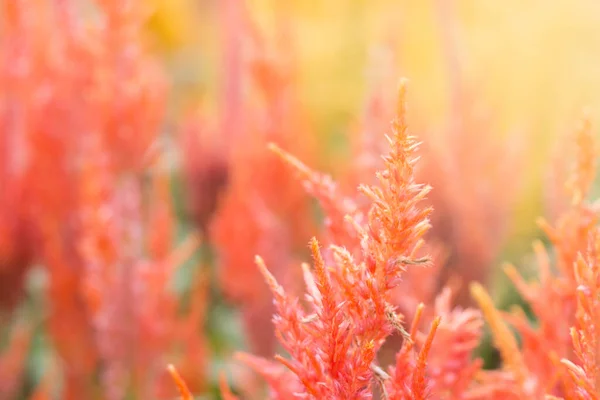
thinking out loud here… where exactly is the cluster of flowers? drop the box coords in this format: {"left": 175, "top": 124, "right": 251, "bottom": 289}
{"left": 172, "top": 82, "right": 600, "bottom": 399}
{"left": 1, "top": 1, "right": 599, "bottom": 399}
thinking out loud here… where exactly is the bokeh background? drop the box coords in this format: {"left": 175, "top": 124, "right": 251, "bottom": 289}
{"left": 2, "top": 0, "right": 600, "bottom": 398}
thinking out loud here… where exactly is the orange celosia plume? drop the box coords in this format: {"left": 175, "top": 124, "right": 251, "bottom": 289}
{"left": 227, "top": 80, "right": 486, "bottom": 399}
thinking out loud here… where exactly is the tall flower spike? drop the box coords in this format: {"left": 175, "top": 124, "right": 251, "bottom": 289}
{"left": 412, "top": 316, "right": 442, "bottom": 399}
{"left": 239, "top": 78, "right": 440, "bottom": 399}
{"left": 357, "top": 78, "right": 433, "bottom": 295}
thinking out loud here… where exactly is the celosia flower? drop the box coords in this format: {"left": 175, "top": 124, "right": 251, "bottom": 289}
{"left": 231, "top": 79, "right": 462, "bottom": 399}
{"left": 469, "top": 114, "right": 600, "bottom": 400}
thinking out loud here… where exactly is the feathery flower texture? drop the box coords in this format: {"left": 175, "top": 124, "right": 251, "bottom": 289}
{"left": 167, "top": 80, "right": 600, "bottom": 400}
{"left": 227, "top": 80, "right": 482, "bottom": 399}
{"left": 5, "top": 1, "right": 600, "bottom": 398}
